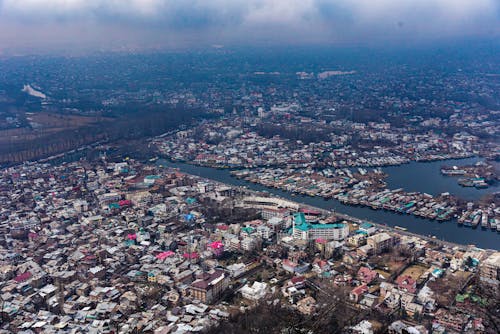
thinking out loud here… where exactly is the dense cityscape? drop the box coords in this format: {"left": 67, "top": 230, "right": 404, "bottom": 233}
{"left": 0, "top": 2, "right": 499, "bottom": 333}
{"left": 0, "top": 153, "right": 498, "bottom": 333}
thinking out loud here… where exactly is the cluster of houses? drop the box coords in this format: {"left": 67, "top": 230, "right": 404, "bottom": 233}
{"left": 0, "top": 157, "right": 498, "bottom": 333}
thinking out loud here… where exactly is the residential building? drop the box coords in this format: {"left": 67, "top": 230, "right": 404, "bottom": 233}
{"left": 240, "top": 281, "right": 268, "bottom": 302}
{"left": 296, "top": 296, "right": 316, "bottom": 315}
{"left": 349, "top": 284, "right": 368, "bottom": 303}
{"left": 367, "top": 233, "right": 395, "bottom": 254}
{"left": 189, "top": 270, "right": 229, "bottom": 304}
{"left": 292, "top": 213, "right": 349, "bottom": 241}
{"left": 479, "top": 252, "right": 500, "bottom": 288}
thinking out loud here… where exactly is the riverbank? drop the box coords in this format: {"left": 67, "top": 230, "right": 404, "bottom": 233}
{"left": 156, "top": 159, "right": 499, "bottom": 250}
{"left": 230, "top": 167, "right": 460, "bottom": 222}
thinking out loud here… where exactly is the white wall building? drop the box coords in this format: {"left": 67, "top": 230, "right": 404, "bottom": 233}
{"left": 240, "top": 281, "right": 269, "bottom": 301}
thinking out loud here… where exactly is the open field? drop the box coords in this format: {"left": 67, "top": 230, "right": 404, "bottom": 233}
{"left": 371, "top": 252, "right": 407, "bottom": 275}
{"left": 27, "top": 112, "right": 109, "bottom": 129}
{"left": 0, "top": 112, "right": 112, "bottom": 145}
{"left": 401, "top": 264, "right": 429, "bottom": 281}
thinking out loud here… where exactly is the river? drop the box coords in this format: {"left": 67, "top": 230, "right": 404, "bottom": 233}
{"left": 156, "top": 159, "right": 499, "bottom": 250}
{"left": 382, "top": 157, "right": 499, "bottom": 201}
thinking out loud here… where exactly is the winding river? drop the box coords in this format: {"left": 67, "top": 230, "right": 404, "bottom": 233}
{"left": 157, "top": 158, "right": 499, "bottom": 250}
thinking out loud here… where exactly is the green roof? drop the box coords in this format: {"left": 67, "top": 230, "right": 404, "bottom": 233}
{"left": 294, "top": 222, "right": 310, "bottom": 232}
{"left": 360, "top": 222, "right": 373, "bottom": 229}
{"left": 242, "top": 227, "right": 255, "bottom": 234}
{"left": 294, "top": 212, "right": 307, "bottom": 225}
{"left": 312, "top": 223, "right": 346, "bottom": 229}
{"left": 294, "top": 221, "right": 346, "bottom": 232}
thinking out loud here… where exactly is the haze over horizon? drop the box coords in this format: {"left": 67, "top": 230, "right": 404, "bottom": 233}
{"left": 0, "top": 0, "right": 499, "bottom": 53}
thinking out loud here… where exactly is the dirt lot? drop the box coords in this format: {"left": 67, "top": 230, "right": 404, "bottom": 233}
{"left": 370, "top": 252, "right": 406, "bottom": 275}
{"left": 401, "top": 264, "right": 429, "bottom": 281}
{"left": 427, "top": 271, "right": 472, "bottom": 306}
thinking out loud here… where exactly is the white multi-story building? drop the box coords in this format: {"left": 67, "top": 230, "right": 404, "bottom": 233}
{"left": 291, "top": 213, "right": 349, "bottom": 241}
{"left": 256, "top": 225, "right": 273, "bottom": 239}
{"left": 241, "top": 237, "right": 257, "bottom": 251}
{"left": 240, "top": 281, "right": 269, "bottom": 301}
{"left": 480, "top": 252, "right": 500, "bottom": 289}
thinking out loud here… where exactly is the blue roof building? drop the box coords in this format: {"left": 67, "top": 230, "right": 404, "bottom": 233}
{"left": 292, "top": 219, "right": 349, "bottom": 241}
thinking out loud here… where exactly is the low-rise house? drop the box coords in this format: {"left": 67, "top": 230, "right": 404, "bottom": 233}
{"left": 357, "top": 267, "right": 378, "bottom": 285}
{"left": 433, "top": 309, "right": 469, "bottom": 333}
{"left": 384, "top": 290, "right": 401, "bottom": 309}
{"left": 349, "top": 284, "right": 368, "bottom": 303}
{"left": 312, "top": 259, "right": 331, "bottom": 274}
{"left": 348, "top": 320, "right": 374, "bottom": 334}
{"left": 360, "top": 293, "right": 378, "bottom": 308}
{"left": 396, "top": 275, "right": 417, "bottom": 294}
{"left": 282, "top": 259, "right": 309, "bottom": 274}
{"left": 388, "top": 321, "right": 428, "bottom": 334}
{"left": 296, "top": 296, "right": 316, "bottom": 315}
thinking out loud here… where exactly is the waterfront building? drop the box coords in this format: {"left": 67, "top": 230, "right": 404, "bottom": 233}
{"left": 367, "top": 233, "right": 395, "bottom": 254}
{"left": 359, "top": 222, "right": 376, "bottom": 235}
{"left": 291, "top": 213, "right": 349, "bottom": 241}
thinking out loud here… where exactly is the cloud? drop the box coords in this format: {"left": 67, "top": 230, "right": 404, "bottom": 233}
{"left": 0, "top": 0, "right": 498, "bottom": 52}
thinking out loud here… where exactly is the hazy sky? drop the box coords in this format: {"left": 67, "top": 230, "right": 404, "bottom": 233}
{"left": 0, "top": 0, "right": 499, "bottom": 52}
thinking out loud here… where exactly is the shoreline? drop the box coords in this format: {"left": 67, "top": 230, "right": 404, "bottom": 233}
{"left": 157, "top": 159, "right": 500, "bottom": 250}
{"left": 159, "top": 163, "right": 495, "bottom": 252}
{"left": 2, "top": 143, "right": 497, "bottom": 250}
